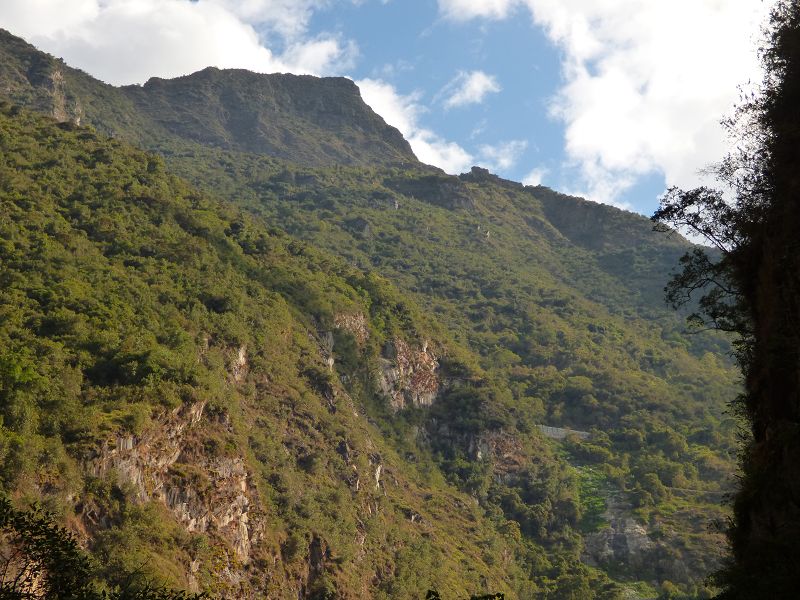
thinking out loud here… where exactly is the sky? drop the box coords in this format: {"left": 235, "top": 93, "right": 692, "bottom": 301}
{"left": 0, "top": 0, "right": 773, "bottom": 214}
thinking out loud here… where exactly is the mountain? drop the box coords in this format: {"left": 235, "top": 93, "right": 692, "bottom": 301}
{"left": 121, "top": 68, "right": 416, "bottom": 167}
{"left": 0, "top": 29, "right": 417, "bottom": 167}
{"left": 0, "top": 102, "right": 548, "bottom": 598}
{"left": 0, "top": 30, "right": 741, "bottom": 599}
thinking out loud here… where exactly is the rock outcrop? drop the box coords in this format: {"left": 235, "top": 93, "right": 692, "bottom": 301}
{"left": 376, "top": 338, "right": 439, "bottom": 410}
{"left": 85, "top": 399, "right": 264, "bottom": 592}
{"left": 123, "top": 68, "right": 417, "bottom": 167}
{"left": 334, "top": 312, "right": 370, "bottom": 346}
{"left": 384, "top": 173, "right": 474, "bottom": 210}
{"left": 582, "top": 495, "right": 654, "bottom": 573}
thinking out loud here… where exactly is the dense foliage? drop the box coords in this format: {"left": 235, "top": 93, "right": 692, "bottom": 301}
{"left": 163, "top": 148, "right": 739, "bottom": 594}
{"left": 0, "top": 103, "right": 625, "bottom": 598}
{"left": 654, "top": 1, "right": 800, "bottom": 597}
{"left": 0, "top": 496, "right": 200, "bottom": 599}
{"left": 0, "top": 28, "right": 748, "bottom": 599}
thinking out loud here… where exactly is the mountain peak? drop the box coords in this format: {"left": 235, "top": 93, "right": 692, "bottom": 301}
{"left": 124, "top": 68, "right": 416, "bottom": 166}
{"left": 0, "top": 29, "right": 418, "bottom": 168}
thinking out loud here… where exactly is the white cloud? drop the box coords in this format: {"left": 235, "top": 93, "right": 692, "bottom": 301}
{"left": 442, "top": 70, "right": 501, "bottom": 109}
{"left": 522, "top": 166, "right": 548, "bottom": 186}
{"left": 281, "top": 36, "right": 358, "bottom": 74}
{"left": 207, "top": 0, "right": 329, "bottom": 39}
{"left": 357, "top": 78, "right": 474, "bottom": 173}
{"left": 410, "top": 134, "right": 474, "bottom": 174}
{"left": 438, "top": 0, "right": 519, "bottom": 21}
{"left": 478, "top": 140, "right": 527, "bottom": 171}
{"left": 438, "top": 0, "right": 773, "bottom": 207}
{"left": 0, "top": 0, "right": 355, "bottom": 85}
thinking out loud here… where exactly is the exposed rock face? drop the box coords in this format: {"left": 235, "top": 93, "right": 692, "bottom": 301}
{"left": 86, "top": 399, "right": 263, "bottom": 588}
{"left": 334, "top": 312, "right": 369, "bottom": 346}
{"left": 384, "top": 173, "right": 474, "bottom": 210}
{"left": 122, "top": 68, "right": 417, "bottom": 167}
{"left": 229, "top": 345, "right": 248, "bottom": 383}
{"left": 473, "top": 431, "right": 527, "bottom": 475}
{"left": 582, "top": 496, "right": 654, "bottom": 573}
{"left": 581, "top": 493, "right": 711, "bottom": 587}
{"left": 376, "top": 338, "right": 439, "bottom": 411}
{"left": 162, "top": 454, "right": 258, "bottom": 564}
{"left": 537, "top": 425, "right": 590, "bottom": 440}
{"left": 0, "top": 31, "right": 84, "bottom": 125}
{"left": 459, "top": 166, "right": 523, "bottom": 189}
{"left": 87, "top": 401, "right": 207, "bottom": 503}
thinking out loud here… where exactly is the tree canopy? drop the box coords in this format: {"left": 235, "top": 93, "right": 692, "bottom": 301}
{"left": 653, "top": 1, "right": 800, "bottom": 596}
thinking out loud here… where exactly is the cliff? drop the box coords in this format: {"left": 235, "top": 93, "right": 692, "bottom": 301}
{"left": 0, "top": 29, "right": 417, "bottom": 168}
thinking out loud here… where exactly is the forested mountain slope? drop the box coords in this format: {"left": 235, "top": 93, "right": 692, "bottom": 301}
{"left": 0, "top": 29, "right": 742, "bottom": 599}
{"left": 161, "top": 150, "right": 739, "bottom": 594}
{"left": 1, "top": 103, "right": 598, "bottom": 598}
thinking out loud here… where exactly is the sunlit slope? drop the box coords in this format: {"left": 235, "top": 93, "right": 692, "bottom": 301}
{"left": 1, "top": 104, "right": 598, "bottom": 598}
{"left": 0, "top": 25, "right": 743, "bottom": 596}
{"left": 162, "top": 151, "right": 739, "bottom": 594}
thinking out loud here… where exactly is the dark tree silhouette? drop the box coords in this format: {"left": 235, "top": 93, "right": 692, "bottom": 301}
{"left": 1, "top": 497, "right": 95, "bottom": 599}
{"left": 1, "top": 496, "right": 202, "bottom": 600}
{"left": 653, "top": 1, "right": 800, "bottom": 597}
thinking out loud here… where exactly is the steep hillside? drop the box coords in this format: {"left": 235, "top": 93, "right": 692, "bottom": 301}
{"left": 0, "top": 29, "right": 417, "bottom": 168}
{"left": 158, "top": 151, "right": 739, "bottom": 596}
{"left": 0, "top": 104, "right": 627, "bottom": 598}
{"left": 122, "top": 68, "right": 416, "bottom": 167}
{"left": 0, "top": 105, "right": 568, "bottom": 598}
{"left": 0, "top": 29, "right": 743, "bottom": 599}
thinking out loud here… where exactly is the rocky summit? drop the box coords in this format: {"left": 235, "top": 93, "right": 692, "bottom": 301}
{"left": 0, "top": 29, "right": 416, "bottom": 168}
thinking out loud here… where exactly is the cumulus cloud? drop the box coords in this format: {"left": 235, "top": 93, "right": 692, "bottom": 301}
{"left": 438, "top": 0, "right": 772, "bottom": 207}
{"left": 522, "top": 166, "right": 548, "bottom": 186}
{"left": 281, "top": 36, "right": 358, "bottom": 74}
{"left": 207, "top": 0, "right": 330, "bottom": 39}
{"left": 442, "top": 70, "right": 502, "bottom": 109}
{"left": 357, "top": 77, "right": 524, "bottom": 175}
{"left": 357, "top": 78, "right": 474, "bottom": 174}
{"left": 479, "top": 140, "right": 527, "bottom": 171}
{"left": 0, "top": 0, "right": 355, "bottom": 85}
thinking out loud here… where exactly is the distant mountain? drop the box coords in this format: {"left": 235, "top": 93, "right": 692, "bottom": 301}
{"left": 0, "top": 29, "right": 417, "bottom": 167}
{"left": 0, "top": 28, "right": 740, "bottom": 599}
{"left": 122, "top": 68, "right": 416, "bottom": 166}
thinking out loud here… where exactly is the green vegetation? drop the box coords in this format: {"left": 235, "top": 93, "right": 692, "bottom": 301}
{"left": 654, "top": 2, "right": 800, "bottom": 597}
{"left": 0, "top": 28, "right": 415, "bottom": 169}
{"left": 0, "top": 27, "right": 747, "bottom": 598}
{"left": 0, "top": 496, "right": 200, "bottom": 599}
{"left": 575, "top": 467, "right": 608, "bottom": 533}
{"left": 0, "top": 103, "right": 623, "bottom": 597}
{"left": 160, "top": 146, "right": 738, "bottom": 591}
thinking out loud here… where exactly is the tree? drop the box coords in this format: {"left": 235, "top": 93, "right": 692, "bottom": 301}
{"left": 653, "top": 2, "right": 800, "bottom": 597}
{"left": 0, "top": 496, "right": 95, "bottom": 599}
{"left": 0, "top": 496, "right": 202, "bottom": 600}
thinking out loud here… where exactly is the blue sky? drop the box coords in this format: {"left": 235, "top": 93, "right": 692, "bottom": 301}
{"left": 0, "top": 0, "right": 771, "bottom": 215}
{"left": 313, "top": 2, "right": 565, "bottom": 183}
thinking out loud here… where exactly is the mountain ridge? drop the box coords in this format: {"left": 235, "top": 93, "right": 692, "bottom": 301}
{"left": 122, "top": 66, "right": 417, "bottom": 166}
{"left": 0, "top": 29, "right": 418, "bottom": 168}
